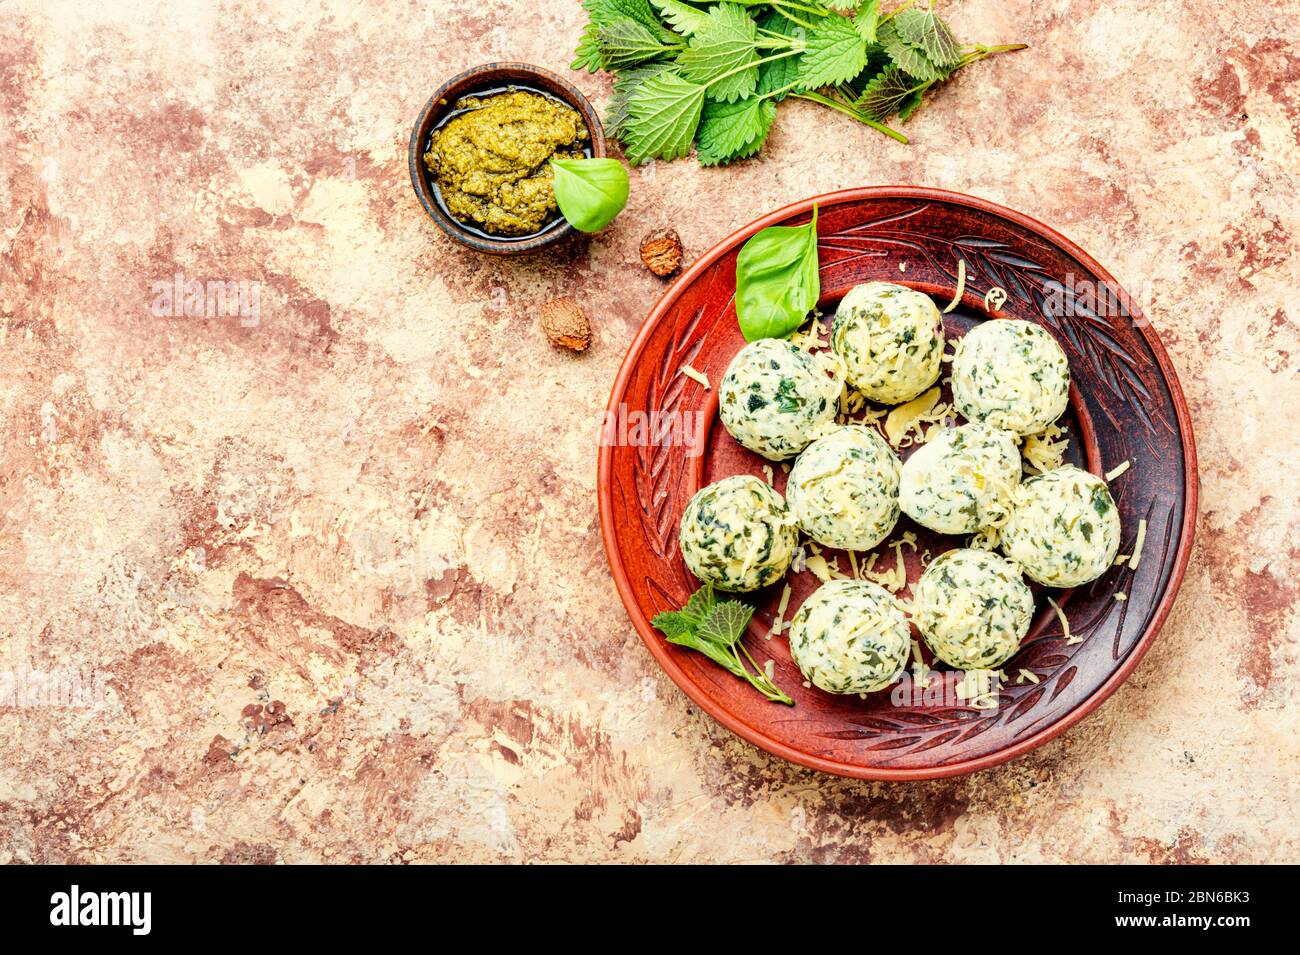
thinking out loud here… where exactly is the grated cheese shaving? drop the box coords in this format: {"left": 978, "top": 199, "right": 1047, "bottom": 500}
{"left": 910, "top": 640, "right": 931, "bottom": 689}
{"left": 769, "top": 583, "right": 792, "bottom": 641}
{"left": 956, "top": 669, "right": 998, "bottom": 709}
{"left": 1022, "top": 423, "right": 1069, "bottom": 475}
{"left": 1017, "top": 668, "right": 1041, "bottom": 685}
{"left": 884, "top": 387, "right": 942, "bottom": 447}
{"left": 1047, "top": 596, "right": 1082, "bottom": 645}
{"left": 984, "top": 286, "right": 1008, "bottom": 312}
{"left": 943, "top": 259, "right": 967, "bottom": 313}
{"left": 679, "top": 364, "right": 710, "bottom": 389}
{"left": 1129, "top": 519, "right": 1148, "bottom": 570}
{"left": 1104, "top": 459, "right": 1131, "bottom": 482}
{"left": 1115, "top": 592, "right": 1127, "bottom": 601}
{"left": 804, "top": 554, "right": 833, "bottom": 583}
{"left": 761, "top": 464, "right": 774, "bottom": 485}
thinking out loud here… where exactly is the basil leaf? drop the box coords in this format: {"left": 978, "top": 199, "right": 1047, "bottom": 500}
{"left": 735, "top": 205, "right": 820, "bottom": 341}
{"left": 551, "top": 157, "right": 630, "bottom": 232}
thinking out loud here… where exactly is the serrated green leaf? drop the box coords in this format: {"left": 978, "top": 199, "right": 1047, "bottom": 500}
{"left": 679, "top": 583, "right": 717, "bottom": 626}
{"left": 597, "top": 17, "right": 684, "bottom": 69}
{"left": 572, "top": 25, "right": 605, "bottom": 72}
{"left": 677, "top": 3, "right": 760, "bottom": 103}
{"left": 856, "top": 66, "right": 918, "bottom": 121}
{"left": 650, "top": 0, "right": 710, "bottom": 36}
{"left": 697, "top": 600, "right": 754, "bottom": 647}
{"left": 663, "top": 627, "right": 747, "bottom": 676}
{"left": 651, "top": 608, "right": 694, "bottom": 638}
{"left": 755, "top": 10, "right": 805, "bottom": 100}
{"left": 606, "top": 62, "right": 677, "bottom": 137}
{"left": 878, "top": 22, "right": 943, "bottom": 82}
{"left": 623, "top": 71, "right": 707, "bottom": 163}
{"left": 798, "top": 14, "right": 869, "bottom": 89}
{"left": 853, "top": 0, "right": 880, "bottom": 43}
{"left": 892, "top": 5, "right": 961, "bottom": 68}
{"left": 584, "top": 0, "right": 670, "bottom": 33}
{"left": 696, "top": 96, "right": 776, "bottom": 165}
{"left": 897, "top": 87, "right": 926, "bottom": 122}
{"left": 825, "top": 0, "right": 862, "bottom": 12}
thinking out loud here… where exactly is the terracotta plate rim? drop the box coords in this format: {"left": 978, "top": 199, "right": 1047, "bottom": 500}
{"left": 597, "top": 186, "right": 1199, "bottom": 781}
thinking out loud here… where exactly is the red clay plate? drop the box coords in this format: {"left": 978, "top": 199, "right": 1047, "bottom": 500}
{"left": 598, "top": 187, "right": 1198, "bottom": 781}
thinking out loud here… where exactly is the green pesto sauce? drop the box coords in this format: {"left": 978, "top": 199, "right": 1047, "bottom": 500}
{"left": 424, "top": 90, "right": 588, "bottom": 237}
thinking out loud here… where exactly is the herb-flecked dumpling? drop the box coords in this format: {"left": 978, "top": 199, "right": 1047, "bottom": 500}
{"left": 1000, "top": 466, "right": 1121, "bottom": 588}
{"left": 899, "top": 422, "right": 1021, "bottom": 535}
{"left": 951, "top": 319, "right": 1070, "bottom": 436}
{"left": 788, "top": 579, "right": 910, "bottom": 695}
{"left": 678, "top": 475, "right": 797, "bottom": 592}
{"left": 913, "top": 548, "right": 1033, "bottom": 669}
{"left": 830, "top": 282, "right": 945, "bottom": 404}
{"left": 786, "top": 424, "right": 901, "bottom": 551}
{"left": 718, "top": 338, "right": 845, "bottom": 461}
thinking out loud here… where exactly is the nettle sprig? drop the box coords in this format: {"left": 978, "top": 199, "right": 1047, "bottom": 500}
{"left": 573, "top": 0, "right": 1026, "bottom": 165}
{"left": 651, "top": 583, "right": 794, "bottom": 704}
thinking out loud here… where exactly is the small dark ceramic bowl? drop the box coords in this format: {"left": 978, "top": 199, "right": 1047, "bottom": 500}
{"left": 409, "top": 62, "right": 606, "bottom": 255}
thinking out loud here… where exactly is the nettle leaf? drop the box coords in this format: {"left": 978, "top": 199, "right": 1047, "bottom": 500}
{"left": 856, "top": 66, "right": 919, "bottom": 121}
{"left": 551, "top": 158, "right": 629, "bottom": 232}
{"left": 897, "top": 87, "right": 926, "bottom": 123}
{"left": 650, "top": 608, "right": 695, "bottom": 638}
{"left": 598, "top": 17, "right": 684, "bottom": 69}
{"left": 798, "top": 14, "right": 869, "bottom": 89}
{"left": 879, "top": 22, "right": 943, "bottom": 82}
{"left": 854, "top": 0, "right": 881, "bottom": 43}
{"left": 755, "top": 10, "right": 805, "bottom": 101}
{"left": 650, "top": 0, "right": 711, "bottom": 36}
{"left": 697, "top": 600, "right": 754, "bottom": 647}
{"left": 824, "top": 0, "right": 863, "bottom": 12}
{"left": 677, "top": 3, "right": 761, "bottom": 103}
{"left": 679, "top": 583, "right": 718, "bottom": 625}
{"left": 606, "top": 62, "right": 676, "bottom": 137}
{"left": 586, "top": 0, "right": 671, "bottom": 34}
{"left": 572, "top": 25, "right": 605, "bottom": 72}
{"left": 624, "top": 71, "right": 707, "bottom": 163}
{"left": 696, "top": 95, "right": 776, "bottom": 165}
{"left": 892, "top": 5, "right": 961, "bottom": 68}
{"left": 663, "top": 627, "right": 748, "bottom": 676}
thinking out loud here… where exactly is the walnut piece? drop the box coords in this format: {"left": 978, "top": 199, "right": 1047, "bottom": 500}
{"left": 540, "top": 297, "right": 591, "bottom": 352}
{"left": 640, "top": 229, "right": 683, "bottom": 277}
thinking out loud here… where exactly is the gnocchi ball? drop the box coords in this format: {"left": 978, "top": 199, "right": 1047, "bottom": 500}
{"left": 719, "top": 338, "right": 845, "bottom": 461}
{"left": 788, "top": 579, "right": 911, "bottom": 695}
{"left": 678, "top": 475, "right": 798, "bottom": 592}
{"left": 1000, "top": 466, "right": 1121, "bottom": 588}
{"left": 830, "top": 281, "right": 945, "bottom": 404}
{"left": 951, "top": 319, "right": 1071, "bottom": 436}
{"left": 786, "top": 424, "right": 901, "bottom": 551}
{"left": 913, "top": 549, "right": 1034, "bottom": 670}
{"left": 899, "top": 422, "right": 1021, "bottom": 535}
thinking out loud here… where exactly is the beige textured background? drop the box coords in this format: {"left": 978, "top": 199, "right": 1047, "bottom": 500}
{"left": 1, "top": 0, "right": 1296, "bottom": 863}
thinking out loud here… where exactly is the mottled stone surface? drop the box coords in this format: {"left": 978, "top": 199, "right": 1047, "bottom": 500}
{"left": 1, "top": 0, "right": 1296, "bottom": 864}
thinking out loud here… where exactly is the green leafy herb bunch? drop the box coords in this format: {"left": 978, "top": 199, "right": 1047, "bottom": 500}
{"left": 572, "top": 0, "right": 1026, "bottom": 165}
